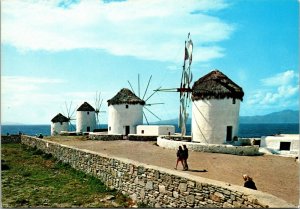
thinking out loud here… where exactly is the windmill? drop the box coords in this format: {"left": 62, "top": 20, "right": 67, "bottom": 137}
{"left": 154, "top": 33, "right": 193, "bottom": 136}
{"left": 94, "top": 91, "right": 106, "bottom": 129}
{"left": 61, "top": 101, "right": 77, "bottom": 131}
{"left": 127, "top": 74, "right": 164, "bottom": 125}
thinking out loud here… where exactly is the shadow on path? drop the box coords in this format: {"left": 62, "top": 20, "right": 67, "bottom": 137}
{"left": 186, "top": 169, "right": 207, "bottom": 172}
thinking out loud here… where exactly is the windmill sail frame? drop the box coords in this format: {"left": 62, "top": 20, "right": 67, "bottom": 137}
{"left": 94, "top": 91, "right": 106, "bottom": 129}
{"left": 154, "top": 33, "right": 193, "bottom": 136}
{"left": 128, "top": 74, "right": 163, "bottom": 125}
{"left": 62, "top": 101, "right": 77, "bottom": 131}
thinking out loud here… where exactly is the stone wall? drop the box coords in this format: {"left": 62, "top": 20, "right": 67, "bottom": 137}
{"left": 89, "top": 133, "right": 123, "bottom": 141}
{"left": 89, "top": 133, "right": 159, "bottom": 141}
{"left": 1, "top": 135, "right": 21, "bottom": 144}
{"left": 20, "top": 135, "right": 294, "bottom": 208}
{"left": 128, "top": 134, "right": 157, "bottom": 141}
{"left": 157, "top": 137, "right": 260, "bottom": 156}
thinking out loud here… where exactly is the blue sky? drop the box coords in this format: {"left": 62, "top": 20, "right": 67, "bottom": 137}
{"left": 1, "top": 0, "right": 299, "bottom": 125}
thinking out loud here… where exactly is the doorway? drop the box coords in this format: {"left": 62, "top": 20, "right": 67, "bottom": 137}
{"left": 226, "top": 126, "right": 232, "bottom": 141}
{"left": 125, "top": 126, "right": 130, "bottom": 135}
{"left": 87, "top": 126, "right": 90, "bottom": 132}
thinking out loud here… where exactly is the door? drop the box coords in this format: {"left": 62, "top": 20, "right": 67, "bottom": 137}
{"left": 87, "top": 126, "right": 90, "bottom": 132}
{"left": 226, "top": 126, "right": 232, "bottom": 141}
{"left": 125, "top": 126, "right": 130, "bottom": 135}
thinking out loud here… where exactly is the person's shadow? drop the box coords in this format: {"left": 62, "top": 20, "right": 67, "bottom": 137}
{"left": 186, "top": 169, "right": 207, "bottom": 172}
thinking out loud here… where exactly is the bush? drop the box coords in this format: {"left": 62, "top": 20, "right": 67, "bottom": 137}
{"left": 42, "top": 153, "right": 53, "bottom": 160}
{"left": 2, "top": 163, "right": 10, "bottom": 170}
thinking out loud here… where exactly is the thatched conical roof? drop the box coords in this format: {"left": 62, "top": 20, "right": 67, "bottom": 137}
{"left": 51, "top": 113, "right": 69, "bottom": 123}
{"left": 107, "top": 88, "right": 145, "bottom": 106}
{"left": 192, "top": 70, "right": 244, "bottom": 101}
{"left": 77, "top": 102, "right": 95, "bottom": 111}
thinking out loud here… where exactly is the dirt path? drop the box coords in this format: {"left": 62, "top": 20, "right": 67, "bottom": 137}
{"left": 48, "top": 138, "right": 299, "bottom": 205}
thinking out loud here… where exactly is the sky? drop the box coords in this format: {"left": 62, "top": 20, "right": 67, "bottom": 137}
{"left": 1, "top": 0, "right": 299, "bottom": 125}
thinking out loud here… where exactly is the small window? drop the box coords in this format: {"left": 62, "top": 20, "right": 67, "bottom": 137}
{"left": 87, "top": 111, "right": 90, "bottom": 115}
{"left": 232, "top": 98, "right": 236, "bottom": 104}
{"left": 141, "top": 130, "right": 144, "bottom": 134}
{"left": 109, "top": 126, "right": 111, "bottom": 131}
{"left": 280, "top": 142, "right": 291, "bottom": 151}
{"left": 126, "top": 105, "right": 129, "bottom": 109}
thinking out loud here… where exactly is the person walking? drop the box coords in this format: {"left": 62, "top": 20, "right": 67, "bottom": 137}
{"left": 175, "top": 146, "right": 184, "bottom": 170}
{"left": 243, "top": 174, "right": 257, "bottom": 190}
{"left": 182, "top": 145, "right": 189, "bottom": 171}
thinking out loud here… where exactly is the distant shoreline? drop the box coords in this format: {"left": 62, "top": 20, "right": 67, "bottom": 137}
{"left": 1, "top": 123, "right": 299, "bottom": 138}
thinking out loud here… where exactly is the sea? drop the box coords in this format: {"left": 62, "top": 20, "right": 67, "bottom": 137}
{"left": 1, "top": 123, "right": 299, "bottom": 138}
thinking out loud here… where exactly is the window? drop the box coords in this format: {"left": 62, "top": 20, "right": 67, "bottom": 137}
{"left": 126, "top": 105, "right": 129, "bottom": 109}
{"left": 109, "top": 126, "right": 111, "bottom": 131}
{"left": 232, "top": 98, "right": 236, "bottom": 104}
{"left": 279, "top": 142, "right": 291, "bottom": 151}
{"left": 87, "top": 111, "right": 90, "bottom": 115}
{"left": 141, "top": 130, "right": 144, "bottom": 134}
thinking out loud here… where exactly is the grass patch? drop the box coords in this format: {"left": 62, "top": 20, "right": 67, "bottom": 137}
{"left": 1, "top": 143, "right": 132, "bottom": 208}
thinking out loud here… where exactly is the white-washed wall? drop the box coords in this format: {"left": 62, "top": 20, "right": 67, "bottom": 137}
{"left": 76, "top": 111, "right": 96, "bottom": 132}
{"left": 51, "top": 122, "right": 69, "bottom": 136}
{"left": 20, "top": 135, "right": 294, "bottom": 208}
{"left": 192, "top": 99, "right": 240, "bottom": 144}
{"left": 157, "top": 137, "right": 259, "bottom": 156}
{"left": 108, "top": 104, "right": 143, "bottom": 135}
{"left": 136, "top": 125, "right": 175, "bottom": 135}
{"left": 260, "top": 135, "right": 299, "bottom": 154}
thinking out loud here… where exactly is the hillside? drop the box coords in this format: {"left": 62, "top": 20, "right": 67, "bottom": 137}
{"left": 156, "top": 110, "right": 299, "bottom": 124}
{"left": 239, "top": 109, "right": 299, "bottom": 124}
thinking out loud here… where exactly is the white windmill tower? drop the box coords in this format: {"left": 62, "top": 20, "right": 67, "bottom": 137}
{"left": 76, "top": 101, "right": 96, "bottom": 133}
{"left": 51, "top": 102, "right": 76, "bottom": 136}
{"left": 50, "top": 113, "right": 69, "bottom": 136}
{"left": 191, "top": 70, "right": 244, "bottom": 144}
{"left": 107, "top": 88, "right": 145, "bottom": 135}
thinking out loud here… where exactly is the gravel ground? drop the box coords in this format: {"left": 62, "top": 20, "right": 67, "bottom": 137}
{"left": 48, "top": 137, "right": 299, "bottom": 205}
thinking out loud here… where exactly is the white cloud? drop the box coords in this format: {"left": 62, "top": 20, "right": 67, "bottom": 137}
{"left": 2, "top": 0, "right": 233, "bottom": 62}
{"left": 1, "top": 76, "right": 109, "bottom": 124}
{"left": 246, "top": 70, "right": 299, "bottom": 108}
{"left": 261, "top": 70, "right": 298, "bottom": 86}
{"left": 2, "top": 76, "right": 65, "bottom": 92}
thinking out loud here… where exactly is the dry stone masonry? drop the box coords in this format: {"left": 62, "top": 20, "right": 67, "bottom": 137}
{"left": 21, "top": 135, "right": 295, "bottom": 208}
{"left": 1, "top": 135, "right": 21, "bottom": 144}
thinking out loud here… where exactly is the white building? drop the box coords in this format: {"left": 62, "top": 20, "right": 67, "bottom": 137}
{"left": 191, "top": 70, "right": 244, "bottom": 144}
{"left": 260, "top": 134, "right": 299, "bottom": 156}
{"left": 137, "top": 125, "right": 175, "bottom": 136}
{"left": 107, "top": 88, "right": 145, "bottom": 135}
{"left": 51, "top": 113, "right": 69, "bottom": 136}
{"left": 76, "top": 102, "right": 96, "bottom": 133}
